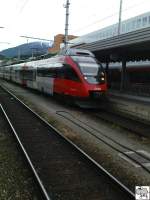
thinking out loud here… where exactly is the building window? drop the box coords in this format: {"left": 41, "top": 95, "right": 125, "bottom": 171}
{"left": 121, "top": 24, "right": 125, "bottom": 33}
{"left": 137, "top": 18, "right": 141, "bottom": 28}
{"left": 149, "top": 16, "right": 150, "bottom": 24}
{"left": 109, "top": 28, "right": 113, "bottom": 36}
{"left": 132, "top": 20, "right": 136, "bottom": 30}
{"left": 126, "top": 22, "right": 130, "bottom": 32}
{"left": 142, "top": 17, "right": 147, "bottom": 26}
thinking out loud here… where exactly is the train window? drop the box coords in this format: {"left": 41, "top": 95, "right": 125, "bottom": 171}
{"left": 72, "top": 56, "right": 103, "bottom": 75}
{"left": 72, "top": 56, "right": 97, "bottom": 63}
{"left": 56, "top": 67, "right": 64, "bottom": 79}
{"left": 72, "top": 56, "right": 105, "bottom": 84}
{"left": 37, "top": 68, "right": 57, "bottom": 78}
{"left": 20, "top": 70, "right": 36, "bottom": 81}
{"left": 15, "top": 70, "right": 20, "bottom": 79}
{"left": 62, "top": 64, "right": 80, "bottom": 82}
{"left": 28, "top": 70, "right": 36, "bottom": 80}
{"left": 79, "top": 63, "right": 100, "bottom": 75}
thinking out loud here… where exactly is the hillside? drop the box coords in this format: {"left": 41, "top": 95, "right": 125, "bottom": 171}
{"left": 0, "top": 41, "right": 53, "bottom": 58}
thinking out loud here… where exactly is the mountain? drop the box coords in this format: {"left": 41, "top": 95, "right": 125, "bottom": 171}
{"left": 0, "top": 41, "right": 53, "bottom": 58}
{"left": 0, "top": 54, "right": 5, "bottom": 59}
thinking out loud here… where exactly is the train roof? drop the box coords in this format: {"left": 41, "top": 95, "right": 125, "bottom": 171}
{"left": 58, "top": 48, "right": 95, "bottom": 57}
{"left": 1, "top": 48, "right": 95, "bottom": 70}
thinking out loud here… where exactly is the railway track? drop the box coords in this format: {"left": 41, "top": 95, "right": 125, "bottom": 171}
{"left": 0, "top": 107, "right": 44, "bottom": 199}
{"left": 0, "top": 85, "right": 135, "bottom": 200}
{"left": 56, "top": 111, "right": 150, "bottom": 174}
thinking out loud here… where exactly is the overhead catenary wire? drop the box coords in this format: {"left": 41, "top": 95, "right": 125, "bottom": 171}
{"left": 19, "top": 0, "right": 29, "bottom": 14}
{"left": 71, "top": 0, "right": 149, "bottom": 34}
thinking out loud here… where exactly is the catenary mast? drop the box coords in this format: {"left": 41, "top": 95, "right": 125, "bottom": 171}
{"left": 118, "top": 0, "right": 123, "bottom": 35}
{"left": 64, "top": 0, "right": 70, "bottom": 50}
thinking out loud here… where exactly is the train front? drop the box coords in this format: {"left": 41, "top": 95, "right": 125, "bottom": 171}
{"left": 70, "top": 53, "right": 107, "bottom": 107}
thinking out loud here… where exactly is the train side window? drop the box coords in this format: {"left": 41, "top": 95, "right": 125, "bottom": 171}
{"left": 63, "top": 64, "right": 80, "bottom": 82}
{"left": 37, "top": 68, "right": 57, "bottom": 78}
{"left": 21, "top": 70, "right": 36, "bottom": 81}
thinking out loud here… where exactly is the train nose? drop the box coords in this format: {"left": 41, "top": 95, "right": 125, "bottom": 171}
{"left": 89, "top": 90, "right": 103, "bottom": 98}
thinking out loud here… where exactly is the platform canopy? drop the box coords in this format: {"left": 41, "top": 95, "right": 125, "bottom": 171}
{"left": 72, "top": 27, "right": 150, "bottom": 62}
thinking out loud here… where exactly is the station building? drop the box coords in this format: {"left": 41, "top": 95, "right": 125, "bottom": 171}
{"left": 48, "top": 34, "right": 77, "bottom": 54}
{"left": 69, "top": 11, "right": 150, "bottom": 47}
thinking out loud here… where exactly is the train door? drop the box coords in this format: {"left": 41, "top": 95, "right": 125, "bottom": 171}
{"left": 54, "top": 64, "right": 82, "bottom": 96}
{"left": 36, "top": 68, "right": 54, "bottom": 95}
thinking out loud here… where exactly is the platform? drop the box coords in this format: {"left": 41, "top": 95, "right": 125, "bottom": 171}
{"left": 108, "top": 90, "right": 150, "bottom": 124}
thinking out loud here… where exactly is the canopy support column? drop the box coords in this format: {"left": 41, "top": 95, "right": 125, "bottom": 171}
{"left": 120, "top": 58, "right": 127, "bottom": 91}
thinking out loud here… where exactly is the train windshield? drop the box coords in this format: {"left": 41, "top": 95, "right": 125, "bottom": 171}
{"left": 71, "top": 56, "right": 105, "bottom": 84}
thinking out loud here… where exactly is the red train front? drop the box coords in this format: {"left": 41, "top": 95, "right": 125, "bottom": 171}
{"left": 53, "top": 48, "right": 107, "bottom": 105}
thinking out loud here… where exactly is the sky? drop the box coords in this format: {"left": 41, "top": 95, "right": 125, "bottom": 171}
{"left": 0, "top": 0, "right": 150, "bottom": 51}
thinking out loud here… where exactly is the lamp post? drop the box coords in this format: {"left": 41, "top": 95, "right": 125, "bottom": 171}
{"left": 118, "top": 0, "right": 123, "bottom": 35}
{"left": 31, "top": 47, "right": 38, "bottom": 59}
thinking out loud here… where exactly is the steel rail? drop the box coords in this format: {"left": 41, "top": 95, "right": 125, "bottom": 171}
{"left": 56, "top": 110, "right": 150, "bottom": 162}
{"left": 0, "top": 104, "right": 51, "bottom": 200}
{"left": 56, "top": 110, "right": 150, "bottom": 174}
{"left": 1, "top": 84, "right": 135, "bottom": 198}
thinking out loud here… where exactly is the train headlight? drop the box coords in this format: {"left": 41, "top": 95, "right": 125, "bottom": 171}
{"left": 84, "top": 76, "right": 87, "bottom": 80}
{"left": 101, "top": 77, "right": 105, "bottom": 81}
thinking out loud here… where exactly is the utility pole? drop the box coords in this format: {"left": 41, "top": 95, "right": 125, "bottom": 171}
{"left": 64, "top": 0, "right": 70, "bottom": 50}
{"left": 31, "top": 47, "right": 38, "bottom": 59}
{"left": 118, "top": 0, "right": 123, "bottom": 35}
{"left": 18, "top": 47, "right": 21, "bottom": 60}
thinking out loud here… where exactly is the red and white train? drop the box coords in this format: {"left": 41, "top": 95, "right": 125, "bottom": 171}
{"left": 0, "top": 48, "right": 107, "bottom": 106}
